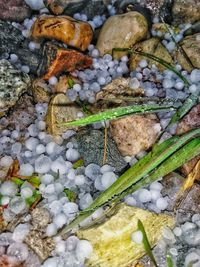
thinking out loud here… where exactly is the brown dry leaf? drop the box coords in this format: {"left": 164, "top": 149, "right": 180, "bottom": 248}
{"left": 182, "top": 159, "right": 200, "bottom": 192}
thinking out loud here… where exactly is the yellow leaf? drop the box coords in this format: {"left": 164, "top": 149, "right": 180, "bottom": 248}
{"left": 182, "top": 159, "right": 200, "bottom": 192}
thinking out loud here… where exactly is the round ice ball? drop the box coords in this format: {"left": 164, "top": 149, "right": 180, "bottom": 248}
{"left": 101, "top": 172, "right": 117, "bottom": 189}
{"left": 0, "top": 181, "right": 18, "bottom": 196}
{"left": 19, "top": 163, "right": 34, "bottom": 176}
{"left": 24, "top": 0, "right": 45, "bottom": 10}
{"left": 75, "top": 240, "right": 93, "bottom": 261}
{"left": 131, "top": 230, "right": 143, "bottom": 244}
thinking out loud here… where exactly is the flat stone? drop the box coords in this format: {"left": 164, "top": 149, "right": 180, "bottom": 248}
{"left": 130, "top": 37, "right": 173, "bottom": 71}
{"left": 70, "top": 129, "right": 127, "bottom": 173}
{"left": 31, "top": 15, "right": 93, "bottom": 51}
{"left": 96, "top": 11, "right": 148, "bottom": 57}
{"left": 0, "top": 60, "right": 30, "bottom": 116}
{"left": 172, "top": 0, "right": 200, "bottom": 24}
{"left": 110, "top": 114, "right": 161, "bottom": 157}
{"left": 0, "top": 0, "right": 31, "bottom": 22}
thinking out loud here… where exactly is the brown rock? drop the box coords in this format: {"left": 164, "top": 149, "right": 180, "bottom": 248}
{"left": 172, "top": 0, "right": 200, "bottom": 24}
{"left": 0, "top": 0, "right": 31, "bottom": 22}
{"left": 31, "top": 207, "right": 51, "bottom": 229}
{"left": 110, "top": 114, "right": 161, "bottom": 156}
{"left": 176, "top": 34, "right": 200, "bottom": 72}
{"left": 31, "top": 15, "right": 93, "bottom": 51}
{"left": 38, "top": 42, "right": 92, "bottom": 80}
{"left": 176, "top": 104, "right": 200, "bottom": 175}
{"left": 45, "top": 93, "right": 82, "bottom": 136}
{"left": 129, "top": 37, "right": 173, "bottom": 71}
{"left": 96, "top": 77, "right": 144, "bottom": 103}
{"left": 32, "top": 79, "right": 51, "bottom": 103}
{"left": 25, "top": 230, "right": 55, "bottom": 261}
{"left": 96, "top": 11, "right": 148, "bottom": 57}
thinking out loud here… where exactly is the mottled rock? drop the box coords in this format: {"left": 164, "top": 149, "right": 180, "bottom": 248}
{"left": 45, "top": 93, "right": 81, "bottom": 136}
{"left": 110, "top": 114, "right": 161, "bottom": 157}
{"left": 0, "top": 60, "right": 30, "bottom": 116}
{"left": 172, "top": 0, "right": 200, "bottom": 24}
{"left": 96, "top": 77, "right": 144, "bottom": 104}
{"left": 25, "top": 0, "right": 45, "bottom": 10}
{"left": 45, "top": 0, "right": 109, "bottom": 19}
{"left": 31, "top": 207, "right": 51, "bottom": 229}
{"left": 38, "top": 42, "right": 92, "bottom": 79}
{"left": 0, "top": 21, "right": 41, "bottom": 74}
{"left": 0, "top": 0, "right": 31, "bottom": 22}
{"left": 32, "top": 79, "right": 51, "bottom": 103}
{"left": 25, "top": 230, "right": 55, "bottom": 261}
{"left": 0, "top": 94, "right": 36, "bottom": 131}
{"left": 176, "top": 104, "right": 200, "bottom": 175}
{"left": 77, "top": 203, "right": 174, "bottom": 267}
{"left": 31, "top": 15, "right": 93, "bottom": 51}
{"left": 96, "top": 11, "right": 148, "bottom": 57}
{"left": 176, "top": 34, "right": 200, "bottom": 72}
{"left": 70, "top": 129, "right": 127, "bottom": 173}
{"left": 129, "top": 37, "right": 173, "bottom": 71}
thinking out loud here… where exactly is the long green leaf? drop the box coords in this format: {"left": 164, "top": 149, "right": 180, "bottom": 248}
{"left": 58, "top": 104, "right": 174, "bottom": 127}
{"left": 138, "top": 219, "right": 158, "bottom": 267}
{"left": 58, "top": 129, "right": 200, "bottom": 235}
{"left": 112, "top": 48, "right": 190, "bottom": 86}
{"left": 167, "top": 254, "right": 174, "bottom": 267}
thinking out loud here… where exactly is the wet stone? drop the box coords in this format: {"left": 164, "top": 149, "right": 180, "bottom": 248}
{"left": 70, "top": 129, "right": 127, "bottom": 173}
{"left": 0, "top": 60, "right": 30, "bottom": 117}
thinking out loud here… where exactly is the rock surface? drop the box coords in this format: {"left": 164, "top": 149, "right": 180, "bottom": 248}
{"left": 31, "top": 15, "right": 93, "bottom": 51}
{"left": 176, "top": 104, "right": 200, "bottom": 175}
{"left": 77, "top": 203, "right": 174, "bottom": 267}
{"left": 0, "top": 60, "right": 30, "bottom": 116}
{"left": 110, "top": 114, "right": 161, "bottom": 156}
{"left": 96, "top": 11, "right": 148, "bottom": 56}
{"left": 38, "top": 42, "right": 92, "bottom": 79}
{"left": 70, "top": 129, "right": 127, "bottom": 173}
{"left": 172, "top": 0, "right": 200, "bottom": 24}
{"left": 0, "top": 21, "right": 41, "bottom": 74}
{"left": 0, "top": 0, "right": 31, "bottom": 22}
{"left": 129, "top": 37, "right": 173, "bottom": 71}
{"left": 32, "top": 79, "right": 51, "bottom": 103}
{"left": 45, "top": 93, "right": 81, "bottom": 136}
{"left": 177, "top": 34, "right": 200, "bottom": 72}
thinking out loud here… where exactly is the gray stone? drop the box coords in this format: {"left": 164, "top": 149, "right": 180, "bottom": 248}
{"left": 70, "top": 129, "right": 127, "bottom": 173}
{"left": 0, "top": 59, "right": 30, "bottom": 116}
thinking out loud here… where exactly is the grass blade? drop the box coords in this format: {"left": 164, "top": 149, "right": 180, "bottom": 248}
{"left": 138, "top": 219, "right": 158, "bottom": 267}
{"left": 58, "top": 129, "right": 200, "bottom": 235}
{"left": 167, "top": 254, "right": 174, "bottom": 267}
{"left": 58, "top": 104, "right": 174, "bottom": 127}
{"left": 112, "top": 48, "right": 190, "bottom": 86}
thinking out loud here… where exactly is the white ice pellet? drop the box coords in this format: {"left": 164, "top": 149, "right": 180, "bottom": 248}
{"left": 181, "top": 222, "right": 196, "bottom": 233}
{"left": 25, "top": 137, "right": 39, "bottom": 151}
{"left": 189, "top": 84, "right": 198, "bottom": 94}
{"left": 9, "top": 197, "right": 27, "bottom": 214}
{"left": 175, "top": 81, "right": 184, "bottom": 90}
{"left": 75, "top": 240, "right": 93, "bottom": 261}
{"left": 0, "top": 156, "right": 13, "bottom": 167}
{"left": 42, "top": 257, "right": 58, "bottom": 267}
{"left": 46, "top": 223, "right": 58, "bottom": 237}
{"left": 19, "top": 163, "right": 34, "bottom": 176}
{"left": 63, "top": 202, "right": 79, "bottom": 217}
{"left": 150, "top": 189, "right": 161, "bottom": 202}
{"left": 100, "top": 164, "right": 114, "bottom": 174}
{"left": 48, "top": 76, "right": 58, "bottom": 85}
{"left": 55, "top": 240, "right": 66, "bottom": 254}
{"left": 173, "top": 227, "right": 182, "bottom": 237}
{"left": 0, "top": 181, "right": 18, "bottom": 196}
{"left": 85, "top": 163, "right": 101, "bottom": 180}
{"left": 192, "top": 214, "right": 200, "bottom": 223}
{"left": 124, "top": 196, "right": 137, "bottom": 206}
{"left": 131, "top": 230, "right": 143, "bottom": 244}
{"left": 40, "top": 174, "right": 54, "bottom": 185}
{"left": 53, "top": 212, "right": 68, "bottom": 228}
{"left": 101, "top": 172, "right": 117, "bottom": 189}
{"left": 79, "top": 193, "right": 93, "bottom": 210}
{"left": 162, "top": 227, "right": 176, "bottom": 244}
{"left": 66, "top": 236, "right": 79, "bottom": 251}
{"left": 150, "top": 181, "right": 163, "bottom": 191}
{"left": 35, "top": 155, "right": 51, "bottom": 173}
{"left": 51, "top": 159, "right": 67, "bottom": 175}
{"left": 36, "top": 144, "right": 46, "bottom": 154}
{"left": 137, "top": 189, "right": 151, "bottom": 203}
{"left": 36, "top": 120, "right": 46, "bottom": 130}
{"left": 156, "top": 197, "right": 169, "bottom": 210}
{"left": 25, "top": 0, "right": 45, "bottom": 9}
{"left": 21, "top": 187, "right": 33, "bottom": 199}
{"left": 75, "top": 175, "right": 86, "bottom": 186}
{"left": 73, "top": 84, "right": 82, "bottom": 92}
{"left": 12, "top": 223, "right": 30, "bottom": 242}
{"left": 66, "top": 148, "right": 80, "bottom": 162}
{"left": 185, "top": 251, "right": 200, "bottom": 267}
{"left": 21, "top": 65, "right": 30, "bottom": 73}
{"left": 190, "top": 69, "right": 200, "bottom": 83}
{"left": 10, "top": 54, "right": 18, "bottom": 63}
{"left": 163, "top": 78, "right": 174, "bottom": 89}
{"left": 45, "top": 184, "right": 55, "bottom": 194}
{"left": 46, "top": 141, "right": 58, "bottom": 155}
{"left": 129, "top": 78, "right": 140, "bottom": 89}
{"left": 11, "top": 142, "right": 22, "bottom": 154}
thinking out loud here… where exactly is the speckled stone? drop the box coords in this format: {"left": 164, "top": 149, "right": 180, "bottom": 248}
{"left": 0, "top": 59, "right": 30, "bottom": 116}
